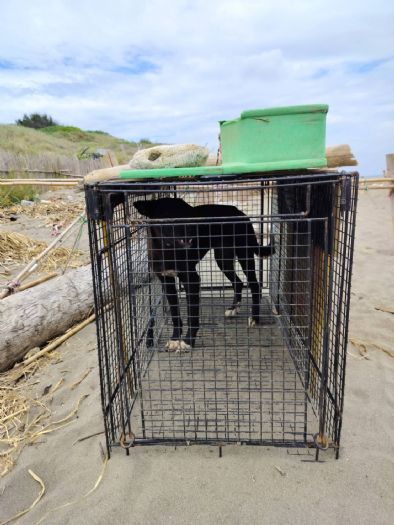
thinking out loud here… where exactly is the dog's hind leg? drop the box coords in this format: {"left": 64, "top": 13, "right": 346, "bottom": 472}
{"left": 238, "top": 250, "right": 261, "bottom": 327}
{"left": 178, "top": 270, "right": 201, "bottom": 349}
{"left": 159, "top": 275, "right": 184, "bottom": 352}
{"left": 214, "top": 248, "right": 243, "bottom": 317}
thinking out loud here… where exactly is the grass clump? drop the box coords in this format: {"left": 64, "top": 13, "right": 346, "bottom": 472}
{"left": 0, "top": 185, "right": 37, "bottom": 208}
{"left": 41, "top": 126, "right": 94, "bottom": 142}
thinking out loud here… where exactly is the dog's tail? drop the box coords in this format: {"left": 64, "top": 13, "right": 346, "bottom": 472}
{"left": 252, "top": 231, "right": 275, "bottom": 257}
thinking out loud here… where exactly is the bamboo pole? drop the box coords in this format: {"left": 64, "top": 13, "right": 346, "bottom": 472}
{"left": 1, "top": 176, "right": 393, "bottom": 189}
{"left": 359, "top": 178, "right": 394, "bottom": 183}
{"left": 0, "top": 168, "right": 71, "bottom": 174}
{"left": 17, "top": 272, "right": 58, "bottom": 292}
{"left": 18, "top": 312, "right": 96, "bottom": 368}
{"left": 0, "top": 180, "right": 79, "bottom": 186}
{"left": 0, "top": 178, "right": 82, "bottom": 182}
{"left": 359, "top": 185, "right": 394, "bottom": 191}
{"left": 0, "top": 211, "right": 85, "bottom": 299}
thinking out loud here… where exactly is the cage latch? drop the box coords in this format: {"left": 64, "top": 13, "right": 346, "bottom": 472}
{"left": 85, "top": 187, "right": 104, "bottom": 220}
{"left": 120, "top": 431, "right": 136, "bottom": 449}
{"left": 313, "top": 432, "right": 329, "bottom": 451}
{"left": 340, "top": 175, "right": 352, "bottom": 213}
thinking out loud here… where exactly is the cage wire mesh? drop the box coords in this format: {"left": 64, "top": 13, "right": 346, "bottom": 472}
{"left": 85, "top": 171, "right": 358, "bottom": 459}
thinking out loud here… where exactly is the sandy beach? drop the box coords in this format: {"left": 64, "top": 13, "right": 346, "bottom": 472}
{"left": 0, "top": 188, "right": 393, "bottom": 525}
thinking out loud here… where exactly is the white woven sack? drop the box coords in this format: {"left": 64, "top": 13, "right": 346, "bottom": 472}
{"left": 129, "top": 144, "right": 209, "bottom": 170}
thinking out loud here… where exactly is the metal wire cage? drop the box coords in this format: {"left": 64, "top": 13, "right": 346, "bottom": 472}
{"left": 85, "top": 170, "right": 358, "bottom": 459}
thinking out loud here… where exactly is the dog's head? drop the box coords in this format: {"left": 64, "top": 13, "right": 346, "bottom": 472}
{"left": 133, "top": 198, "right": 192, "bottom": 219}
{"left": 134, "top": 198, "right": 196, "bottom": 251}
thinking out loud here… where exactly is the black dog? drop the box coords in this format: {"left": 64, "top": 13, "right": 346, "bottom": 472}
{"left": 134, "top": 198, "right": 274, "bottom": 352}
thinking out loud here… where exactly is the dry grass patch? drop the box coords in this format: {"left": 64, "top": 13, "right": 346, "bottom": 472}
{"left": 0, "top": 231, "right": 85, "bottom": 271}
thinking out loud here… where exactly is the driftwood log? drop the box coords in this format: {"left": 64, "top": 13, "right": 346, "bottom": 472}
{"left": 0, "top": 265, "right": 94, "bottom": 372}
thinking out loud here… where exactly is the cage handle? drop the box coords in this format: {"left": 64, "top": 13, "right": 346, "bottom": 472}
{"left": 120, "top": 431, "right": 136, "bottom": 449}
{"left": 313, "top": 432, "right": 329, "bottom": 451}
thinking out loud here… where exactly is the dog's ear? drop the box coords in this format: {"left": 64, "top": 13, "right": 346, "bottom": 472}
{"left": 133, "top": 200, "right": 156, "bottom": 217}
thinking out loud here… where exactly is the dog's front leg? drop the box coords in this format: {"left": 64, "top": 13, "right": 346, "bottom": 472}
{"left": 178, "top": 269, "right": 201, "bottom": 349}
{"left": 159, "top": 275, "right": 184, "bottom": 352}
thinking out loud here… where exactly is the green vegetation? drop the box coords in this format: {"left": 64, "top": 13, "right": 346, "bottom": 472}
{"left": 0, "top": 182, "right": 38, "bottom": 207}
{"left": 0, "top": 125, "right": 71, "bottom": 156}
{"left": 0, "top": 124, "right": 155, "bottom": 163}
{"left": 16, "top": 113, "right": 58, "bottom": 129}
{"left": 41, "top": 125, "right": 96, "bottom": 142}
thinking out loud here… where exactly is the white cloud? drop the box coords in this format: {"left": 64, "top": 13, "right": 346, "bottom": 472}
{"left": 0, "top": 0, "right": 393, "bottom": 174}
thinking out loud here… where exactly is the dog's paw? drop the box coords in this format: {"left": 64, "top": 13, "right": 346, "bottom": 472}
{"left": 165, "top": 340, "right": 191, "bottom": 353}
{"left": 225, "top": 304, "right": 241, "bottom": 317}
{"left": 248, "top": 317, "right": 258, "bottom": 327}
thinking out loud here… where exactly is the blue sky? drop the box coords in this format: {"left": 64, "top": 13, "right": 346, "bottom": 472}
{"left": 0, "top": 0, "right": 393, "bottom": 175}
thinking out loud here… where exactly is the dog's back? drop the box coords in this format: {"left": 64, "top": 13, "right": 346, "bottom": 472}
{"left": 192, "top": 203, "right": 266, "bottom": 256}
{"left": 134, "top": 198, "right": 273, "bottom": 258}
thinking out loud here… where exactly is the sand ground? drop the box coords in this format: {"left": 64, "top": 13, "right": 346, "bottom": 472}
{"left": 0, "top": 189, "right": 393, "bottom": 525}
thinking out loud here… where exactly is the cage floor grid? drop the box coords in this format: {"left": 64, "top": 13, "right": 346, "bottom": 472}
{"left": 130, "top": 295, "right": 319, "bottom": 445}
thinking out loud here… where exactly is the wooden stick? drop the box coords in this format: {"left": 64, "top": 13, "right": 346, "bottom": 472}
{"left": 17, "top": 272, "right": 58, "bottom": 292}
{"left": 386, "top": 154, "right": 394, "bottom": 236}
{"left": 0, "top": 211, "right": 85, "bottom": 299}
{"left": 72, "top": 430, "right": 105, "bottom": 446}
{"left": 18, "top": 313, "right": 96, "bottom": 367}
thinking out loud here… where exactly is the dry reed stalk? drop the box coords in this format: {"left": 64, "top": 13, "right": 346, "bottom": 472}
{"left": 374, "top": 305, "right": 394, "bottom": 314}
{"left": 0, "top": 212, "right": 86, "bottom": 299}
{"left": 0, "top": 469, "right": 45, "bottom": 525}
{"left": 69, "top": 368, "right": 93, "bottom": 390}
{"left": 30, "top": 395, "right": 89, "bottom": 440}
{"left": 0, "top": 378, "right": 51, "bottom": 477}
{"left": 349, "top": 337, "right": 394, "bottom": 359}
{"left": 0, "top": 365, "right": 88, "bottom": 478}
{"left": 0, "top": 200, "right": 85, "bottom": 226}
{"left": 48, "top": 378, "right": 65, "bottom": 396}
{"left": 35, "top": 454, "right": 108, "bottom": 525}
{"left": 0, "top": 306, "right": 96, "bottom": 477}
{"left": 0, "top": 231, "right": 84, "bottom": 272}
{"left": 0, "top": 320, "right": 93, "bottom": 478}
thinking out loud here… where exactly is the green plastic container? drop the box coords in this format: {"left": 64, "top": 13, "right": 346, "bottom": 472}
{"left": 220, "top": 104, "right": 328, "bottom": 167}
{"left": 93, "top": 104, "right": 329, "bottom": 183}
